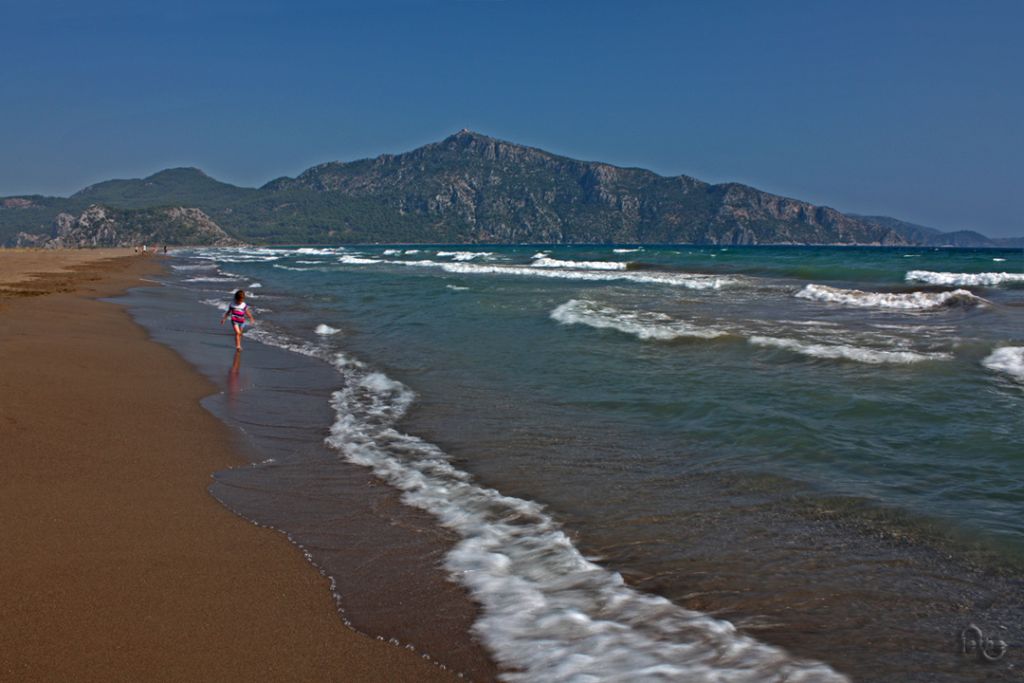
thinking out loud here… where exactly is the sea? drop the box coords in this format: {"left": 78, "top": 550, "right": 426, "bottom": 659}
{"left": 119, "top": 244, "right": 1024, "bottom": 682}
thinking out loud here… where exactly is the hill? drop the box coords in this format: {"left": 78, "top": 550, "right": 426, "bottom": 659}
{"left": 2, "top": 131, "right": 1019, "bottom": 247}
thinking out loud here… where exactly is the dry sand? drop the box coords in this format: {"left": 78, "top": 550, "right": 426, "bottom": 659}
{"left": 0, "top": 250, "right": 460, "bottom": 681}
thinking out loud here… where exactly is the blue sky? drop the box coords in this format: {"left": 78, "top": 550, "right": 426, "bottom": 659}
{"left": 3, "top": 0, "right": 1022, "bottom": 236}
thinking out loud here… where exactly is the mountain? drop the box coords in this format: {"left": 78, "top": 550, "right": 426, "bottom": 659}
{"left": 72, "top": 167, "right": 256, "bottom": 210}
{"left": 850, "top": 215, "right": 1024, "bottom": 248}
{"left": 2, "top": 131, "right": 1020, "bottom": 247}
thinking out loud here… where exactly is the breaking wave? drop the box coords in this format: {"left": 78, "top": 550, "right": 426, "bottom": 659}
{"left": 982, "top": 346, "right": 1024, "bottom": 383}
{"left": 531, "top": 256, "right": 629, "bottom": 271}
{"left": 749, "top": 335, "right": 951, "bottom": 364}
{"left": 436, "top": 250, "right": 494, "bottom": 261}
{"left": 795, "top": 284, "right": 984, "bottom": 310}
{"left": 234, "top": 322, "right": 847, "bottom": 683}
{"left": 905, "top": 270, "right": 1024, "bottom": 287}
{"left": 335, "top": 257, "right": 733, "bottom": 290}
{"left": 551, "top": 300, "right": 727, "bottom": 340}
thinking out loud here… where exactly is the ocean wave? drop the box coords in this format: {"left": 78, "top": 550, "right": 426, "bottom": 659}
{"left": 436, "top": 250, "right": 494, "bottom": 261}
{"left": 315, "top": 324, "right": 340, "bottom": 336}
{"left": 273, "top": 264, "right": 315, "bottom": 271}
{"left": 335, "top": 257, "right": 733, "bottom": 290}
{"left": 184, "top": 276, "right": 240, "bottom": 283}
{"left": 531, "top": 256, "right": 628, "bottom": 270}
{"left": 171, "top": 263, "right": 217, "bottom": 271}
{"left": 338, "top": 255, "right": 382, "bottom": 265}
{"left": 294, "top": 247, "right": 345, "bottom": 256}
{"left": 982, "top": 346, "right": 1024, "bottom": 382}
{"left": 446, "top": 284, "right": 470, "bottom": 291}
{"left": 749, "top": 335, "right": 950, "bottom": 364}
{"left": 905, "top": 270, "right": 1024, "bottom": 287}
{"left": 795, "top": 284, "right": 983, "bottom": 310}
{"left": 613, "top": 248, "right": 642, "bottom": 253}
{"left": 190, "top": 247, "right": 285, "bottom": 263}
{"left": 551, "top": 300, "right": 727, "bottom": 341}
{"left": 237, "top": 324, "right": 846, "bottom": 682}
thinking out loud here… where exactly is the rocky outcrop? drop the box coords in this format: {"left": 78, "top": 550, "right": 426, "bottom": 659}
{"left": 44, "top": 205, "right": 238, "bottom": 248}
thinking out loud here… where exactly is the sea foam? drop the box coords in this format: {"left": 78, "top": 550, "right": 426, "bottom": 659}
{"left": 905, "top": 270, "right": 1024, "bottom": 287}
{"left": 551, "top": 300, "right": 727, "bottom": 340}
{"left": 531, "top": 256, "right": 629, "bottom": 270}
{"left": 795, "top": 284, "right": 983, "bottom": 310}
{"left": 982, "top": 346, "right": 1024, "bottom": 382}
{"left": 437, "top": 250, "right": 494, "bottom": 261}
{"left": 749, "top": 335, "right": 951, "bottom": 364}
{"left": 347, "top": 258, "right": 734, "bottom": 290}
{"left": 228, "top": 321, "right": 847, "bottom": 683}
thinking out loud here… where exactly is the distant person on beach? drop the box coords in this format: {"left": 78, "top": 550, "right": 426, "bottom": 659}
{"left": 220, "top": 289, "right": 256, "bottom": 351}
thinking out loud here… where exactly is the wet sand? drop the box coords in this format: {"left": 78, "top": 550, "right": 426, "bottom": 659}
{"left": 0, "top": 250, "right": 457, "bottom": 681}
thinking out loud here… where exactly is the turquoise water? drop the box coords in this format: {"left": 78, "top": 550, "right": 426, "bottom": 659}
{"left": 167, "top": 245, "right": 1024, "bottom": 681}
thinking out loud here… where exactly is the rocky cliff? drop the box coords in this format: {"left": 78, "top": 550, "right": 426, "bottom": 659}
{"left": 20, "top": 205, "right": 238, "bottom": 248}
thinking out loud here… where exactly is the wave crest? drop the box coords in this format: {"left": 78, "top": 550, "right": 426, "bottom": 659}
{"left": 796, "top": 284, "right": 983, "bottom": 310}
{"left": 551, "top": 300, "right": 727, "bottom": 340}
{"left": 982, "top": 346, "right": 1024, "bottom": 382}
{"left": 905, "top": 270, "right": 1024, "bottom": 287}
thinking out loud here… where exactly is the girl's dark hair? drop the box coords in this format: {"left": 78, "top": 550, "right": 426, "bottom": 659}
{"left": 233, "top": 289, "right": 245, "bottom": 303}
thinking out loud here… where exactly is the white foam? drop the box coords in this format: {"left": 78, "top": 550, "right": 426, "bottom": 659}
{"left": 795, "top": 284, "right": 983, "bottom": 310}
{"left": 184, "top": 276, "right": 239, "bottom": 283}
{"left": 315, "top": 324, "right": 341, "bottom": 336}
{"left": 382, "top": 249, "right": 402, "bottom": 256}
{"left": 613, "top": 248, "right": 642, "bottom": 253}
{"left": 273, "top": 264, "right": 315, "bottom": 271}
{"left": 171, "top": 263, "right": 217, "bottom": 271}
{"left": 248, "top": 282, "right": 262, "bottom": 289}
{"left": 446, "top": 284, "right": 470, "bottom": 291}
{"left": 982, "top": 346, "right": 1024, "bottom": 382}
{"left": 749, "top": 335, "right": 950, "bottom": 364}
{"left": 295, "top": 260, "right": 327, "bottom": 265}
{"left": 233, "top": 324, "right": 846, "bottom": 682}
{"left": 437, "top": 251, "right": 494, "bottom": 261}
{"left": 334, "top": 257, "right": 733, "bottom": 290}
{"left": 551, "top": 300, "right": 727, "bottom": 341}
{"left": 339, "top": 255, "right": 382, "bottom": 265}
{"left": 905, "top": 270, "right": 1024, "bottom": 287}
{"left": 531, "top": 256, "right": 628, "bottom": 270}
{"left": 993, "top": 258, "right": 1007, "bottom": 262}
{"left": 295, "top": 247, "right": 344, "bottom": 255}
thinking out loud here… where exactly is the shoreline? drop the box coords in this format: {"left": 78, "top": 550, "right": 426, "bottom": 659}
{"left": 0, "top": 250, "right": 457, "bottom": 681}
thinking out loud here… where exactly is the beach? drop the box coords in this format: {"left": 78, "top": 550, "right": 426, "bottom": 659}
{"left": 0, "top": 250, "right": 456, "bottom": 681}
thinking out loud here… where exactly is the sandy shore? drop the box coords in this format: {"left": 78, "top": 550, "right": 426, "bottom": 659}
{"left": 0, "top": 250, "right": 458, "bottom": 681}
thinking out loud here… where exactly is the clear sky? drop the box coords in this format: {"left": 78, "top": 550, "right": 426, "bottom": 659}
{"left": 3, "top": 0, "right": 1022, "bottom": 237}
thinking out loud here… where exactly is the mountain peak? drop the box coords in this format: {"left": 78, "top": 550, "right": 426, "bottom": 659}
{"left": 445, "top": 128, "right": 492, "bottom": 142}
{"left": 146, "top": 167, "right": 209, "bottom": 181}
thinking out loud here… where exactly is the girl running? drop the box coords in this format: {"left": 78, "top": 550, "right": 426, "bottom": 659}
{"left": 221, "top": 289, "right": 256, "bottom": 351}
